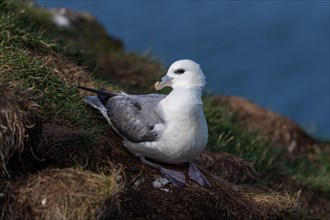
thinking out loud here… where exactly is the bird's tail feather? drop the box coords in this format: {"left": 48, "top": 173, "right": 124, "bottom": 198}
{"left": 78, "top": 86, "right": 117, "bottom": 106}
{"left": 83, "top": 96, "right": 112, "bottom": 125}
{"left": 83, "top": 96, "right": 107, "bottom": 111}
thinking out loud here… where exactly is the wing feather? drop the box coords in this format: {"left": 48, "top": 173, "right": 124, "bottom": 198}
{"left": 106, "top": 94, "right": 166, "bottom": 143}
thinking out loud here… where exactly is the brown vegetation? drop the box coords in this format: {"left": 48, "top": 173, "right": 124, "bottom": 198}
{"left": 215, "top": 96, "right": 317, "bottom": 156}
{"left": 38, "top": 52, "right": 96, "bottom": 89}
{"left": 197, "top": 151, "right": 258, "bottom": 184}
{"left": 112, "top": 150, "right": 301, "bottom": 219}
{"left": 39, "top": 122, "right": 122, "bottom": 169}
{"left": 10, "top": 168, "right": 123, "bottom": 220}
{"left": 0, "top": 83, "right": 41, "bottom": 177}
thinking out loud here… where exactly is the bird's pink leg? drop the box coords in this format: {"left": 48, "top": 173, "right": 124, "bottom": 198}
{"left": 138, "top": 156, "right": 186, "bottom": 188}
{"left": 188, "top": 162, "right": 212, "bottom": 188}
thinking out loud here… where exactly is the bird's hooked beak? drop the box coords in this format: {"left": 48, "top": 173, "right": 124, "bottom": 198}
{"left": 154, "top": 75, "right": 173, "bottom": 90}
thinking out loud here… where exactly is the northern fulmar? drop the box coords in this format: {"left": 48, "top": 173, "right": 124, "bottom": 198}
{"left": 79, "top": 59, "right": 211, "bottom": 188}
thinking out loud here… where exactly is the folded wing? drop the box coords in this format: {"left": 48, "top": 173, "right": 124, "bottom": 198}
{"left": 106, "top": 94, "right": 166, "bottom": 143}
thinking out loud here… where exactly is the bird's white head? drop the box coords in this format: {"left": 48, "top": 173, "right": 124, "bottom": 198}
{"left": 155, "top": 59, "right": 206, "bottom": 90}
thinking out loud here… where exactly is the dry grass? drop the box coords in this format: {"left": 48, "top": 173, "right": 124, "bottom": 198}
{"left": 13, "top": 167, "right": 124, "bottom": 220}
{"left": 39, "top": 52, "right": 95, "bottom": 89}
{"left": 37, "top": 52, "right": 121, "bottom": 96}
{"left": 244, "top": 188, "right": 302, "bottom": 219}
{"left": 0, "top": 181, "right": 13, "bottom": 220}
{"left": 0, "top": 83, "right": 40, "bottom": 176}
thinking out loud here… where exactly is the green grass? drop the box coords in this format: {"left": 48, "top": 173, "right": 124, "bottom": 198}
{"left": 0, "top": 0, "right": 163, "bottom": 92}
{"left": 0, "top": 46, "right": 87, "bottom": 126}
{"left": 204, "top": 95, "right": 330, "bottom": 197}
{"left": 1, "top": 0, "right": 329, "bottom": 199}
{"left": 204, "top": 96, "right": 283, "bottom": 173}
{"left": 0, "top": 1, "right": 110, "bottom": 154}
{"left": 0, "top": 0, "right": 56, "bottom": 51}
{"left": 288, "top": 147, "right": 330, "bottom": 197}
{"left": 0, "top": 0, "right": 106, "bottom": 74}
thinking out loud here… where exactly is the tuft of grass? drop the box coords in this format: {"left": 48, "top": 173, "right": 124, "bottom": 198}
{"left": 288, "top": 147, "right": 330, "bottom": 197}
{"left": 13, "top": 167, "right": 124, "bottom": 220}
{"left": 204, "top": 96, "right": 283, "bottom": 174}
{"left": 0, "top": 83, "right": 40, "bottom": 176}
{"left": 243, "top": 188, "right": 302, "bottom": 218}
{"left": 0, "top": 46, "right": 88, "bottom": 126}
{"left": 0, "top": 0, "right": 56, "bottom": 52}
{"left": 0, "top": 2, "right": 114, "bottom": 168}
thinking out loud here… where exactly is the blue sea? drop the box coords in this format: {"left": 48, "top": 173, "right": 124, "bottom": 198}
{"left": 38, "top": 1, "right": 330, "bottom": 139}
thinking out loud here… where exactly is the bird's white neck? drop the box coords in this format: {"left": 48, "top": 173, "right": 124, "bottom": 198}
{"left": 159, "top": 86, "right": 204, "bottom": 112}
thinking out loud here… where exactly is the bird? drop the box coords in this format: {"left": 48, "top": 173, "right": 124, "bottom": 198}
{"left": 78, "top": 59, "right": 211, "bottom": 188}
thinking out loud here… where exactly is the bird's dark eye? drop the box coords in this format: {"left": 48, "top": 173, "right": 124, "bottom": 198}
{"left": 174, "top": 68, "right": 185, "bottom": 74}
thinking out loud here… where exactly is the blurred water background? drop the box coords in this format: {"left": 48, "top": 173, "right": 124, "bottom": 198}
{"left": 38, "top": 1, "right": 329, "bottom": 139}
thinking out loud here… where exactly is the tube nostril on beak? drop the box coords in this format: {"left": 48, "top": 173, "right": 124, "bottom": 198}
{"left": 155, "top": 75, "right": 173, "bottom": 90}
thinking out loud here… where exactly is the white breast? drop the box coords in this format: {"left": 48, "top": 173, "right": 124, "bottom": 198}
{"left": 124, "top": 88, "right": 208, "bottom": 164}
{"left": 159, "top": 104, "right": 208, "bottom": 163}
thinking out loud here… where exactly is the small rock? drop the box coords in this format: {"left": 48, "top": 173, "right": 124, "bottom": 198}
{"left": 152, "top": 177, "right": 169, "bottom": 188}
{"left": 52, "top": 14, "right": 70, "bottom": 28}
{"left": 160, "top": 188, "right": 170, "bottom": 192}
{"left": 41, "top": 198, "right": 47, "bottom": 206}
{"left": 134, "top": 177, "right": 145, "bottom": 188}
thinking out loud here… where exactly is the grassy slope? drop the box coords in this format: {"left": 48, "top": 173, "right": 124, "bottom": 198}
{"left": 1, "top": 0, "right": 329, "bottom": 218}
{"left": 205, "top": 95, "right": 330, "bottom": 196}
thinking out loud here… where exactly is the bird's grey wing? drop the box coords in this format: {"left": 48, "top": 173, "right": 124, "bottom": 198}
{"left": 107, "top": 94, "right": 166, "bottom": 143}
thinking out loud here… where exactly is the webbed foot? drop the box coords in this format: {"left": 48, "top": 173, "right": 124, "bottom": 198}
{"left": 138, "top": 156, "right": 186, "bottom": 188}
{"left": 159, "top": 166, "right": 186, "bottom": 188}
{"left": 188, "top": 162, "right": 211, "bottom": 188}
